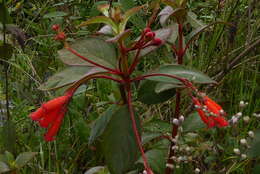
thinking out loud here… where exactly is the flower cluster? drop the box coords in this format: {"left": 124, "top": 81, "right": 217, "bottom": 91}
{"left": 192, "top": 95, "right": 229, "bottom": 128}
{"left": 30, "top": 91, "right": 73, "bottom": 141}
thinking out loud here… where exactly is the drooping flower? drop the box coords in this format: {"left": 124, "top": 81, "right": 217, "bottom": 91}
{"left": 30, "top": 91, "right": 74, "bottom": 141}
{"left": 192, "top": 96, "right": 228, "bottom": 128}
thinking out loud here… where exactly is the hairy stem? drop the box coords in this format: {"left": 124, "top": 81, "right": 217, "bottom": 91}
{"left": 126, "top": 85, "right": 153, "bottom": 174}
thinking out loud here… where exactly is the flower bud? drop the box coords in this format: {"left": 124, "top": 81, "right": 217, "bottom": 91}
{"left": 233, "top": 148, "right": 240, "bottom": 155}
{"left": 144, "top": 27, "right": 151, "bottom": 33}
{"left": 179, "top": 115, "right": 185, "bottom": 123}
{"left": 248, "top": 131, "right": 254, "bottom": 138}
{"left": 152, "top": 38, "right": 162, "bottom": 45}
{"left": 241, "top": 154, "right": 247, "bottom": 159}
{"left": 236, "top": 112, "right": 242, "bottom": 117}
{"left": 172, "top": 118, "right": 179, "bottom": 125}
{"left": 54, "top": 32, "right": 66, "bottom": 41}
{"left": 243, "top": 116, "right": 250, "bottom": 123}
{"left": 145, "top": 32, "right": 155, "bottom": 39}
{"left": 195, "top": 168, "right": 200, "bottom": 173}
{"left": 240, "top": 139, "right": 247, "bottom": 145}
{"left": 239, "top": 101, "right": 246, "bottom": 108}
{"left": 52, "top": 24, "right": 60, "bottom": 31}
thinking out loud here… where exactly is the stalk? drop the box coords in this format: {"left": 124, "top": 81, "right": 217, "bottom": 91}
{"left": 165, "top": 23, "right": 184, "bottom": 174}
{"left": 125, "top": 84, "right": 153, "bottom": 174}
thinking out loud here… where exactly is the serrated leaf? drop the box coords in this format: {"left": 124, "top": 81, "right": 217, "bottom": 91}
{"left": 137, "top": 80, "right": 175, "bottom": 105}
{"left": 247, "top": 129, "right": 260, "bottom": 158}
{"left": 101, "top": 105, "right": 140, "bottom": 174}
{"left": 145, "top": 64, "right": 216, "bottom": 84}
{"left": 39, "top": 66, "right": 106, "bottom": 91}
{"left": 15, "top": 152, "right": 37, "bottom": 169}
{"left": 0, "top": 161, "right": 10, "bottom": 173}
{"left": 79, "top": 16, "right": 118, "bottom": 33}
{"left": 140, "top": 27, "right": 172, "bottom": 57}
{"left": 187, "top": 11, "right": 205, "bottom": 29}
{"left": 119, "top": 5, "right": 144, "bottom": 32}
{"left": 182, "top": 112, "right": 206, "bottom": 132}
{"left": 88, "top": 105, "right": 117, "bottom": 144}
{"left": 58, "top": 37, "right": 117, "bottom": 68}
{"left": 43, "top": 11, "right": 68, "bottom": 18}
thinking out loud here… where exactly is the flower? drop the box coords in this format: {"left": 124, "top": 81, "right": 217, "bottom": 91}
{"left": 30, "top": 91, "right": 73, "bottom": 141}
{"left": 192, "top": 96, "right": 228, "bottom": 128}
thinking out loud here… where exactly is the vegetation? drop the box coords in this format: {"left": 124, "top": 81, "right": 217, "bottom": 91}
{"left": 0, "top": 0, "right": 259, "bottom": 174}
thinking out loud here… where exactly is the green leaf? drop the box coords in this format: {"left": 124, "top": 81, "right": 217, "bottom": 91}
{"left": 79, "top": 16, "right": 118, "bottom": 33}
{"left": 101, "top": 105, "right": 140, "bottom": 174}
{"left": 187, "top": 11, "right": 205, "bottom": 29}
{"left": 43, "top": 11, "right": 68, "bottom": 19}
{"left": 119, "top": 5, "right": 144, "bottom": 32}
{"left": 247, "top": 129, "right": 260, "bottom": 158}
{"left": 15, "top": 152, "right": 37, "bottom": 169}
{"left": 253, "top": 164, "right": 260, "bottom": 174}
{"left": 0, "top": 3, "right": 12, "bottom": 24}
{"left": 58, "top": 37, "right": 117, "bottom": 69}
{"left": 155, "top": 82, "right": 183, "bottom": 93}
{"left": 84, "top": 166, "right": 106, "bottom": 174}
{"left": 137, "top": 149, "right": 167, "bottom": 174}
{"left": 137, "top": 80, "right": 175, "bottom": 105}
{"left": 0, "top": 161, "right": 10, "bottom": 173}
{"left": 38, "top": 66, "right": 106, "bottom": 91}
{"left": 182, "top": 112, "right": 206, "bottom": 132}
{"left": 88, "top": 105, "right": 117, "bottom": 144}
{"left": 140, "top": 27, "right": 172, "bottom": 57}
{"left": 142, "top": 132, "right": 162, "bottom": 145}
{"left": 74, "top": 117, "right": 90, "bottom": 142}
{"left": 145, "top": 64, "right": 216, "bottom": 84}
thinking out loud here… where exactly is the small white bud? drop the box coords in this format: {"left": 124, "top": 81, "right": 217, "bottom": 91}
{"left": 195, "top": 168, "right": 200, "bottom": 173}
{"left": 178, "top": 126, "right": 183, "bottom": 132}
{"left": 194, "top": 105, "right": 200, "bottom": 109}
{"left": 233, "top": 148, "right": 240, "bottom": 155}
{"left": 143, "top": 170, "right": 147, "bottom": 174}
{"left": 232, "top": 117, "right": 238, "bottom": 124}
{"left": 240, "top": 139, "right": 247, "bottom": 145}
{"left": 248, "top": 131, "right": 254, "bottom": 138}
{"left": 219, "top": 109, "right": 225, "bottom": 115}
{"left": 253, "top": 113, "right": 258, "bottom": 117}
{"left": 176, "top": 165, "right": 180, "bottom": 169}
{"left": 239, "top": 101, "right": 245, "bottom": 108}
{"left": 172, "top": 145, "right": 179, "bottom": 150}
{"left": 243, "top": 116, "right": 250, "bottom": 123}
{"left": 236, "top": 112, "right": 242, "bottom": 117}
{"left": 166, "top": 163, "right": 174, "bottom": 169}
{"left": 185, "top": 147, "right": 191, "bottom": 152}
{"left": 241, "top": 154, "right": 247, "bottom": 159}
{"left": 178, "top": 156, "right": 184, "bottom": 162}
{"left": 170, "top": 156, "right": 177, "bottom": 160}
{"left": 172, "top": 118, "right": 179, "bottom": 125}
{"left": 179, "top": 115, "right": 185, "bottom": 123}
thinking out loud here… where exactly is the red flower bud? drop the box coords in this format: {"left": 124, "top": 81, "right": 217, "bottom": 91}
{"left": 144, "top": 27, "right": 151, "bottom": 33}
{"left": 52, "top": 24, "right": 60, "bottom": 31}
{"left": 152, "top": 38, "right": 162, "bottom": 46}
{"left": 145, "top": 32, "right": 155, "bottom": 39}
{"left": 54, "top": 32, "right": 66, "bottom": 41}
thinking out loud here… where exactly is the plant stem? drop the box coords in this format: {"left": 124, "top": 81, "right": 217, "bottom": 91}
{"left": 165, "top": 23, "right": 184, "bottom": 174}
{"left": 126, "top": 84, "right": 153, "bottom": 174}
{"left": 66, "top": 47, "right": 122, "bottom": 75}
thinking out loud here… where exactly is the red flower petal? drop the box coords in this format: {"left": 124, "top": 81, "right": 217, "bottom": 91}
{"left": 38, "top": 109, "right": 61, "bottom": 128}
{"left": 192, "top": 97, "right": 210, "bottom": 126}
{"left": 204, "top": 96, "right": 226, "bottom": 116}
{"left": 211, "top": 116, "right": 229, "bottom": 127}
{"left": 42, "top": 96, "right": 69, "bottom": 112}
{"left": 44, "top": 113, "right": 64, "bottom": 142}
{"left": 30, "top": 108, "right": 44, "bottom": 121}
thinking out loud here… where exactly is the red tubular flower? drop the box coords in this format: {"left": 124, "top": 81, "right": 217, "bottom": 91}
{"left": 192, "top": 96, "right": 228, "bottom": 128}
{"left": 30, "top": 91, "right": 73, "bottom": 141}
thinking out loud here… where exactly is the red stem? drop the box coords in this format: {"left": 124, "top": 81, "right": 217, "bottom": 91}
{"left": 66, "top": 47, "right": 123, "bottom": 75}
{"left": 126, "top": 86, "right": 153, "bottom": 174}
{"left": 131, "top": 73, "right": 196, "bottom": 91}
{"left": 177, "top": 24, "right": 184, "bottom": 64}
